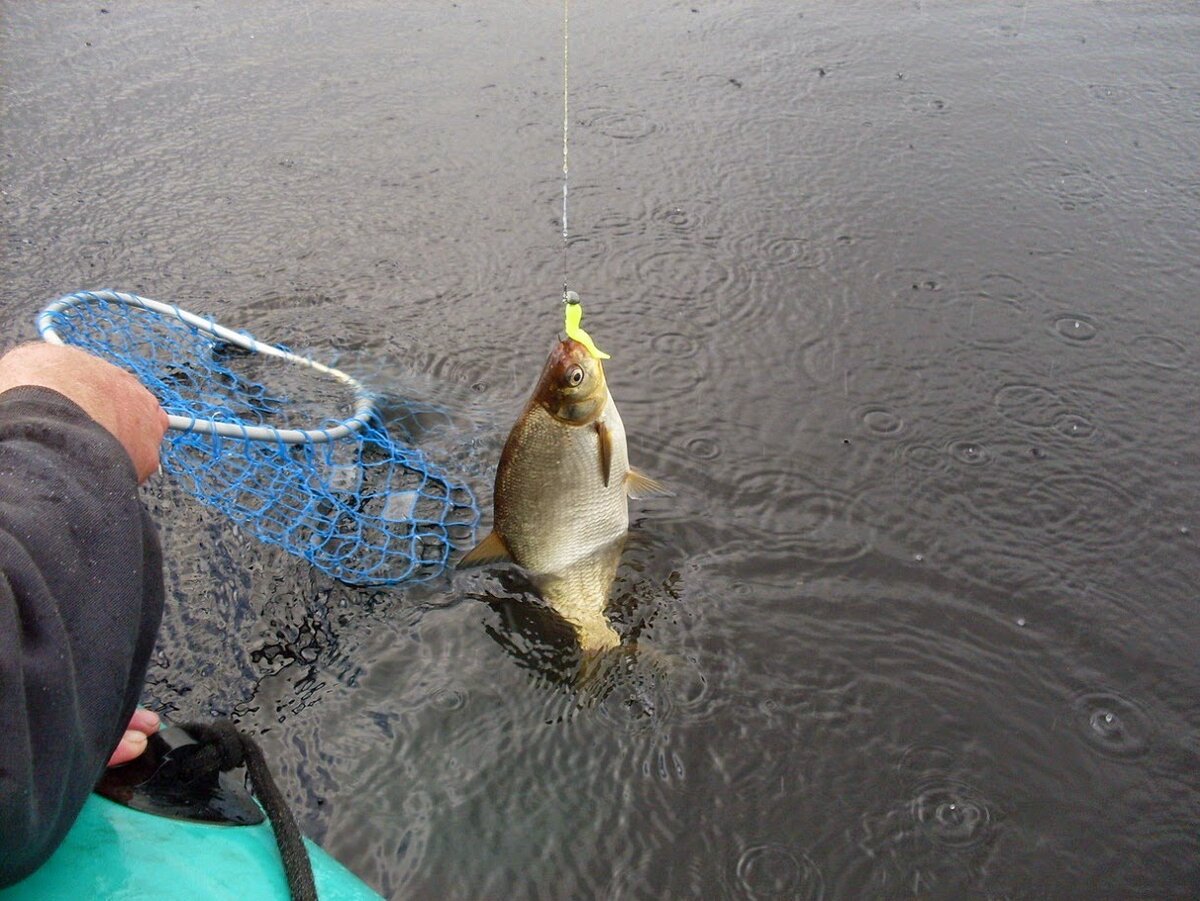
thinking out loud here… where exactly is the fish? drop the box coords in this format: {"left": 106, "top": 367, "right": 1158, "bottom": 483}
{"left": 458, "top": 336, "right": 668, "bottom": 655}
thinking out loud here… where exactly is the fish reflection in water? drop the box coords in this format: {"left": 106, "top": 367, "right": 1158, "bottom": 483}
{"left": 473, "top": 561, "right": 669, "bottom": 714}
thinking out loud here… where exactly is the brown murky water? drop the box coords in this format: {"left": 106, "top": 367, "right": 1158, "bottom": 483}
{"left": 3, "top": 1, "right": 1199, "bottom": 897}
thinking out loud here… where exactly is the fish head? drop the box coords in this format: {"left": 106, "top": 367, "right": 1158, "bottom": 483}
{"left": 532, "top": 338, "right": 609, "bottom": 424}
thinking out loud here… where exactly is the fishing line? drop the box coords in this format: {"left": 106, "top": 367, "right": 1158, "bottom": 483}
{"left": 561, "top": 0, "right": 570, "bottom": 302}
{"left": 557, "top": 0, "right": 609, "bottom": 358}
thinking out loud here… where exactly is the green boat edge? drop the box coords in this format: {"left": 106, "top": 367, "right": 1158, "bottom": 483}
{"left": 0, "top": 793, "right": 381, "bottom": 900}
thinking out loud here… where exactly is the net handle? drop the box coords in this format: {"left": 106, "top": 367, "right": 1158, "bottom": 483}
{"left": 37, "top": 290, "right": 376, "bottom": 445}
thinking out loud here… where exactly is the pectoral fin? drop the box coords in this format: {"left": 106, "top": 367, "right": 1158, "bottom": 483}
{"left": 457, "top": 531, "right": 513, "bottom": 569}
{"left": 596, "top": 421, "right": 613, "bottom": 487}
{"left": 625, "top": 468, "right": 673, "bottom": 499}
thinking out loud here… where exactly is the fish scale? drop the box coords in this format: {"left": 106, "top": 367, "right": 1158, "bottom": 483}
{"left": 496, "top": 396, "right": 629, "bottom": 575}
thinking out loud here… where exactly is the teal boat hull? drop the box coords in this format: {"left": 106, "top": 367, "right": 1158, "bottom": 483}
{"left": 0, "top": 794, "right": 380, "bottom": 900}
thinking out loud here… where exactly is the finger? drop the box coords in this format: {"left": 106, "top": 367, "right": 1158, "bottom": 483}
{"left": 107, "top": 729, "right": 149, "bottom": 767}
{"left": 127, "top": 707, "right": 161, "bottom": 735}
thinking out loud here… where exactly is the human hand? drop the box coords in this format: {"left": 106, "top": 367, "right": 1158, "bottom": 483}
{"left": 107, "top": 708, "right": 161, "bottom": 767}
{"left": 0, "top": 342, "right": 168, "bottom": 482}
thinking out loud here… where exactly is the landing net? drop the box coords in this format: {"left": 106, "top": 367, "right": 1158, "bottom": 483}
{"left": 38, "top": 290, "right": 478, "bottom": 585}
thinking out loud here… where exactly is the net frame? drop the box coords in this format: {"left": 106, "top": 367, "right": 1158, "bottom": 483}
{"left": 38, "top": 289, "right": 376, "bottom": 444}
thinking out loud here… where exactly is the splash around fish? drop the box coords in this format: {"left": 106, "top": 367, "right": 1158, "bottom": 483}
{"left": 458, "top": 295, "right": 669, "bottom": 666}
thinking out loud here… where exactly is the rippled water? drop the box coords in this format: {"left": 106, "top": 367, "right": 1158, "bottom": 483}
{"left": 3, "top": 1, "right": 1199, "bottom": 898}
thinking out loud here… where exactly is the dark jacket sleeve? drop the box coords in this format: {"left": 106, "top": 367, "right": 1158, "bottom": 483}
{"left": 0, "top": 386, "right": 164, "bottom": 887}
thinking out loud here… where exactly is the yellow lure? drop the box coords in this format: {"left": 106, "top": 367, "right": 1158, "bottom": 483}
{"left": 563, "top": 291, "right": 610, "bottom": 360}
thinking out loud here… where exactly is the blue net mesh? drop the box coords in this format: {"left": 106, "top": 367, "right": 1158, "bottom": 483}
{"left": 38, "top": 290, "right": 478, "bottom": 585}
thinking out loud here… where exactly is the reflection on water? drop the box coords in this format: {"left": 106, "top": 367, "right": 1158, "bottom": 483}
{"left": 3, "top": 0, "right": 1200, "bottom": 898}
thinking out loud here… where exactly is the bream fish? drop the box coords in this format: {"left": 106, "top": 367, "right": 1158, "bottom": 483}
{"left": 459, "top": 331, "right": 667, "bottom": 654}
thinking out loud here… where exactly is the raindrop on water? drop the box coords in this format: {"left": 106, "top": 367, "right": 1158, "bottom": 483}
{"left": 1053, "top": 413, "right": 1096, "bottom": 439}
{"left": 734, "top": 844, "right": 824, "bottom": 900}
{"left": 911, "top": 781, "right": 993, "bottom": 848}
{"left": 861, "top": 407, "right": 904, "bottom": 435}
{"left": 1091, "top": 709, "right": 1121, "bottom": 738}
{"left": 685, "top": 436, "right": 721, "bottom": 461}
{"left": 1074, "top": 691, "right": 1152, "bottom": 760}
{"left": 1051, "top": 315, "right": 1098, "bottom": 342}
{"left": 950, "top": 441, "right": 990, "bottom": 466}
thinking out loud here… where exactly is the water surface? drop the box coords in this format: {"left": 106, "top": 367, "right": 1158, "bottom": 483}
{"left": 3, "top": 1, "right": 1199, "bottom": 898}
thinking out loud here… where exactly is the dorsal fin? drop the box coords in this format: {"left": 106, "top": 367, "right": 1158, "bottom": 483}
{"left": 625, "top": 468, "right": 672, "bottom": 499}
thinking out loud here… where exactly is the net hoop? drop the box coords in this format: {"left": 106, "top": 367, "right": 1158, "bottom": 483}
{"left": 37, "top": 290, "right": 375, "bottom": 445}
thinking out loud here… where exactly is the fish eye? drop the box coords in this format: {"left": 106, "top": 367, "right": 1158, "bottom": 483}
{"left": 566, "top": 365, "right": 585, "bottom": 387}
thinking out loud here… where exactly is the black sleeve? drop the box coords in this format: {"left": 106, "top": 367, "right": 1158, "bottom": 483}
{"left": 0, "top": 386, "right": 164, "bottom": 888}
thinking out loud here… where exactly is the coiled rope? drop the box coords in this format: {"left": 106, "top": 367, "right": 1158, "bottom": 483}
{"left": 179, "top": 720, "right": 317, "bottom": 901}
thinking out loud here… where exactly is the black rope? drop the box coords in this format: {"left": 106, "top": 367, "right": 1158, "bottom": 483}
{"left": 180, "top": 719, "right": 318, "bottom": 901}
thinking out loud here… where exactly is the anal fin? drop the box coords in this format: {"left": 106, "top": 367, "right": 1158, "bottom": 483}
{"left": 456, "top": 531, "right": 514, "bottom": 569}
